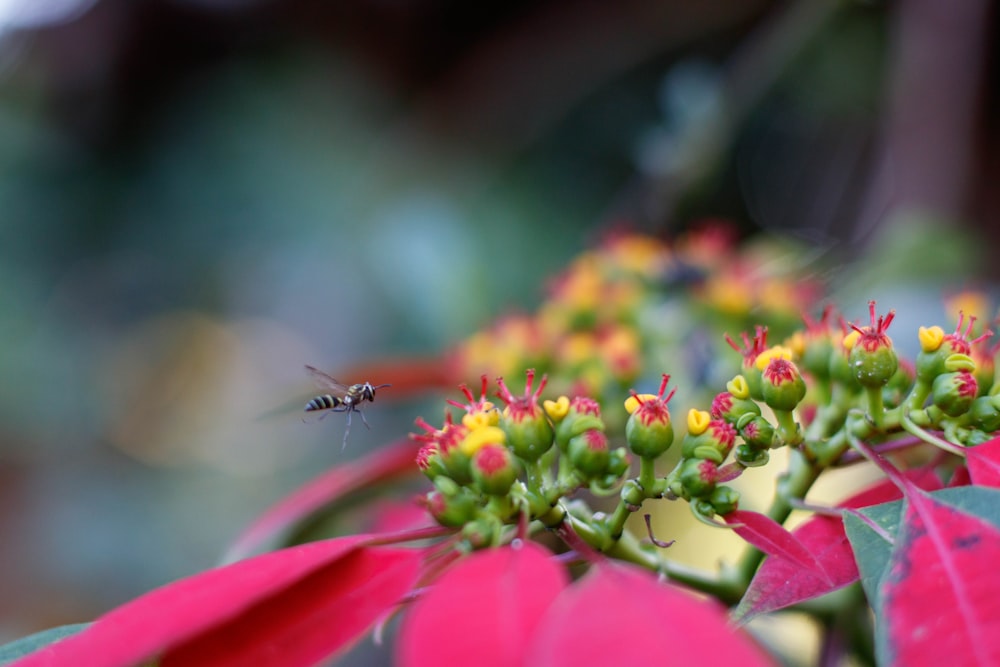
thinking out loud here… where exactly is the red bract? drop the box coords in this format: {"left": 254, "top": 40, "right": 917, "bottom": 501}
{"left": 9, "top": 535, "right": 423, "bottom": 667}
{"left": 967, "top": 435, "right": 1000, "bottom": 487}
{"left": 524, "top": 562, "right": 775, "bottom": 666}
{"left": 398, "top": 543, "right": 774, "bottom": 667}
{"left": 733, "top": 467, "right": 944, "bottom": 623}
{"left": 880, "top": 489, "right": 1000, "bottom": 665}
{"left": 725, "top": 510, "right": 830, "bottom": 582}
{"left": 397, "top": 542, "right": 568, "bottom": 667}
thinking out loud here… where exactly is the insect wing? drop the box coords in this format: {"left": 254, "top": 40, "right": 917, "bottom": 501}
{"left": 305, "top": 365, "right": 352, "bottom": 397}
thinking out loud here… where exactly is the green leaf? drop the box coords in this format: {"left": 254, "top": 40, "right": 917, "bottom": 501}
{"left": 928, "top": 486, "right": 1000, "bottom": 530}
{"left": 843, "top": 500, "right": 902, "bottom": 607}
{"left": 0, "top": 624, "right": 88, "bottom": 665}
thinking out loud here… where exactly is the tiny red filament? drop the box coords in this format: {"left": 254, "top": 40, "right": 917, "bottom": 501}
{"left": 710, "top": 392, "right": 734, "bottom": 418}
{"left": 447, "top": 374, "right": 491, "bottom": 412}
{"left": 570, "top": 396, "right": 601, "bottom": 416}
{"left": 944, "top": 312, "right": 994, "bottom": 355}
{"left": 763, "top": 358, "right": 797, "bottom": 385}
{"left": 724, "top": 326, "right": 769, "bottom": 367}
{"left": 583, "top": 429, "right": 609, "bottom": 452}
{"left": 630, "top": 373, "right": 676, "bottom": 426}
{"left": 850, "top": 300, "right": 895, "bottom": 352}
{"left": 956, "top": 371, "right": 978, "bottom": 398}
{"left": 709, "top": 420, "right": 737, "bottom": 447}
{"left": 495, "top": 369, "right": 548, "bottom": 421}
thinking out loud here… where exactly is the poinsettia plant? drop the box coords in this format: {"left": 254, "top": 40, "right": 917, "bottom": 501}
{"left": 5, "top": 228, "right": 1000, "bottom": 667}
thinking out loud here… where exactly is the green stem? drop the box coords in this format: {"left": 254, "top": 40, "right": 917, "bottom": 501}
{"left": 774, "top": 409, "right": 802, "bottom": 445}
{"left": 864, "top": 386, "right": 886, "bottom": 430}
{"left": 638, "top": 457, "right": 661, "bottom": 496}
{"left": 900, "top": 413, "right": 967, "bottom": 457}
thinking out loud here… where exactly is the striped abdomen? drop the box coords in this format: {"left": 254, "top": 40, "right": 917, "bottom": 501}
{"left": 305, "top": 394, "right": 343, "bottom": 412}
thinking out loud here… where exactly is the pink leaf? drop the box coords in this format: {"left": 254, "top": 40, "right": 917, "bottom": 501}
{"left": 397, "top": 542, "right": 567, "bottom": 667}
{"left": 525, "top": 562, "right": 775, "bottom": 666}
{"left": 10, "top": 535, "right": 422, "bottom": 667}
{"left": 726, "top": 510, "right": 831, "bottom": 583}
{"left": 224, "top": 437, "right": 420, "bottom": 560}
{"left": 967, "top": 436, "right": 1000, "bottom": 487}
{"left": 880, "top": 490, "right": 1000, "bottom": 666}
{"left": 735, "top": 468, "right": 943, "bottom": 622}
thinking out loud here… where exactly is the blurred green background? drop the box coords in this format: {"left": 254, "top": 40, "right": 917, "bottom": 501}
{"left": 0, "top": 0, "right": 995, "bottom": 644}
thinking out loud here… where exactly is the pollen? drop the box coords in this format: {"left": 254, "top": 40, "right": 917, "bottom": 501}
{"left": 688, "top": 409, "right": 711, "bottom": 435}
{"left": 462, "top": 411, "right": 498, "bottom": 431}
{"left": 754, "top": 345, "right": 794, "bottom": 372}
{"left": 625, "top": 393, "right": 656, "bottom": 414}
{"left": 919, "top": 325, "right": 945, "bottom": 353}
{"left": 543, "top": 396, "right": 571, "bottom": 421}
{"left": 842, "top": 329, "right": 861, "bottom": 351}
{"left": 460, "top": 426, "right": 507, "bottom": 457}
{"left": 726, "top": 375, "right": 751, "bottom": 399}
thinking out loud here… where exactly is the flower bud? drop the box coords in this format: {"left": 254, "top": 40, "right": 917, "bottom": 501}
{"left": 724, "top": 327, "right": 769, "bottom": 401}
{"left": 737, "top": 413, "right": 776, "bottom": 450}
{"left": 679, "top": 457, "right": 718, "bottom": 498}
{"left": 680, "top": 419, "right": 737, "bottom": 464}
{"left": 734, "top": 444, "right": 769, "bottom": 467}
{"left": 424, "top": 487, "right": 480, "bottom": 527}
{"left": 411, "top": 415, "right": 471, "bottom": 484}
{"left": 970, "top": 394, "right": 1000, "bottom": 432}
{"left": 710, "top": 389, "right": 761, "bottom": 424}
{"left": 550, "top": 396, "right": 604, "bottom": 450}
{"left": 800, "top": 305, "right": 836, "bottom": 381}
{"left": 624, "top": 374, "right": 676, "bottom": 459}
{"left": 847, "top": 301, "right": 898, "bottom": 388}
{"left": 709, "top": 485, "right": 740, "bottom": 516}
{"left": 760, "top": 358, "right": 807, "bottom": 412}
{"left": 470, "top": 442, "right": 520, "bottom": 495}
{"left": 932, "top": 370, "right": 978, "bottom": 417}
{"left": 496, "top": 370, "right": 555, "bottom": 462}
{"left": 567, "top": 429, "right": 611, "bottom": 477}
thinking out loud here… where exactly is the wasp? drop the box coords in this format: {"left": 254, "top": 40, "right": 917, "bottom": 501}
{"left": 304, "top": 365, "right": 391, "bottom": 448}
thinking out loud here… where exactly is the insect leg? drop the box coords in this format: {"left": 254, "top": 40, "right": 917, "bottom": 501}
{"left": 341, "top": 410, "right": 352, "bottom": 450}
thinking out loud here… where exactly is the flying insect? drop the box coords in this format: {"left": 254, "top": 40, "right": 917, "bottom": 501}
{"left": 304, "top": 365, "right": 391, "bottom": 448}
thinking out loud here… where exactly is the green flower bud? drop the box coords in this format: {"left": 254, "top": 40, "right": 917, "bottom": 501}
{"left": 709, "top": 485, "right": 740, "bottom": 516}
{"left": 760, "top": 358, "right": 807, "bottom": 412}
{"left": 679, "top": 457, "right": 718, "bottom": 498}
{"left": 546, "top": 396, "right": 604, "bottom": 450}
{"left": 607, "top": 447, "right": 631, "bottom": 478}
{"left": 470, "top": 442, "right": 520, "bottom": 495}
{"left": 425, "top": 488, "right": 480, "bottom": 527}
{"left": 624, "top": 374, "right": 676, "bottom": 459}
{"left": 932, "top": 370, "right": 978, "bottom": 418}
{"left": 496, "top": 370, "right": 555, "bottom": 462}
{"left": 734, "top": 444, "right": 769, "bottom": 467}
{"left": 724, "top": 327, "right": 769, "bottom": 401}
{"left": 412, "top": 415, "right": 472, "bottom": 485}
{"left": 970, "top": 394, "right": 1000, "bottom": 432}
{"left": 680, "top": 419, "right": 737, "bottom": 463}
{"left": 568, "top": 429, "right": 611, "bottom": 477}
{"left": 709, "top": 390, "right": 761, "bottom": 424}
{"left": 846, "top": 301, "right": 898, "bottom": 388}
{"left": 737, "top": 414, "right": 776, "bottom": 450}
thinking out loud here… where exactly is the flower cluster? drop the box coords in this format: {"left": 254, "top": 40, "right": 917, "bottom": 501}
{"left": 418, "top": 298, "right": 1000, "bottom": 543}
{"left": 447, "top": 226, "right": 823, "bottom": 415}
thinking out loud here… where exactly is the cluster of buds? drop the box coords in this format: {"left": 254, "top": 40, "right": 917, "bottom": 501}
{"left": 413, "top": 370, "right": 630, "bottom": 545}
{"left": 417, "top": 298, "right": 1000, "bottom": 551}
